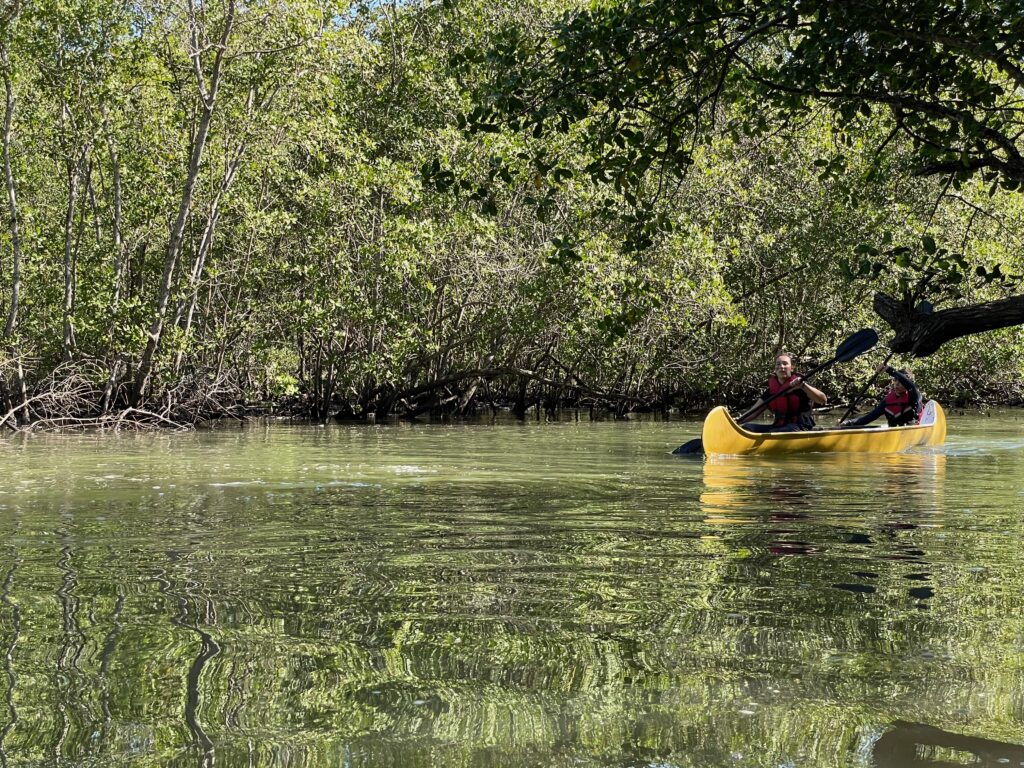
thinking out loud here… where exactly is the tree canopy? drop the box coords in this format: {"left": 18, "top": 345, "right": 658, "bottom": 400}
{"left": 462, "top": 0, "right": 1024, "bottom": 355}
{"left": 0, "top": 0, "right": 1022, "bottom": 428}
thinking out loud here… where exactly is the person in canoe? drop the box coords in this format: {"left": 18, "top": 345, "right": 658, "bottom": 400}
{"left": 840, "top": 365, "right": 922, "bottom": 428}
{"left": 744, "top": 353, "right": 828, "bottom": 433}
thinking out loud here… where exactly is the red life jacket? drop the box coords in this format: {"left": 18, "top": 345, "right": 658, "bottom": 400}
{"left": 884, "top": 389, "right": 919, "bottom": 426}
{"left": 767, "top": 375, "right": 805, "bottom": 426}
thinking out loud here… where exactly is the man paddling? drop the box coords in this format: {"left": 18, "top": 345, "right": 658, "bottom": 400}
{"left": 744, "top": 353, "right": 827, "bottom": 433}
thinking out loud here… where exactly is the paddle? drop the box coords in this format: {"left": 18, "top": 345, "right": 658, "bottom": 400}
{"left": 672, "top": 328, "right": 879, "bottom": 456}
{"left": 672, "top": 436, "right": 706, "bottom": 455}
{"left": 838, "top": 350, "right": 895, "bottom": 424}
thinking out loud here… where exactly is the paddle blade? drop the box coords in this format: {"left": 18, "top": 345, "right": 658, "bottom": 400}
{"left": 835, "top": 328, "right": 878, "bottom": 362}
{"left": 672, "top": 438, "right": 704, "bottom": 456}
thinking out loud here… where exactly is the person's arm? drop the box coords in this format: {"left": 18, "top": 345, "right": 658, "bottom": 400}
{"left": 843, "top": 399, "right": 885, "bottom": 426}
{"left": 886, "top": 366, "right": 917, "bottom": 395}
{"left": 797, "top": 377, "right": 827, "bottom": 405}
{"left": 738, "top": 395, "right": 768, "bottom": 424}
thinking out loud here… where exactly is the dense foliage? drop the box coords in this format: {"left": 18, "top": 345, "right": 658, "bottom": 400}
{"left": 462, "top": 0, "right": 1024, "bottom": 356}
{"left": 0, "top": 0, "right": 1022, "bottom": 429}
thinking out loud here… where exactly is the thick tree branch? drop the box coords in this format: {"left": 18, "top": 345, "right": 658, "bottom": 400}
{"left": 874, "top": 291, "right": 1024, "bottom": 356}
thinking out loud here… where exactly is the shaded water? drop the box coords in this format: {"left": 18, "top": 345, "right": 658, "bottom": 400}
{"left": 0, "top": 412, "right": 1023, "bottom": 767}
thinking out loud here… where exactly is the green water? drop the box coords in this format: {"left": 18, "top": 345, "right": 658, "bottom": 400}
{"left": 1, "top": 412, "right": 1023, "bottom": 767}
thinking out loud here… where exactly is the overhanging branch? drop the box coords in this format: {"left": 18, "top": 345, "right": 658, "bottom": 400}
{"left": 874, "top": 291, "right": 1024, "bottom": 356}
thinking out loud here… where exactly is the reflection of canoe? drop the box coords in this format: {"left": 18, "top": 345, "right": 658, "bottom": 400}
{"left": 701, "top": 400, "right": 946, "bottom": 456}
{"left": 700, "top": 451, "right": 947, "bottom": 523}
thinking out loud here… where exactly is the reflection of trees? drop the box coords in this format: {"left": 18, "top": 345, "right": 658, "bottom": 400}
{"left": 97, "top": 584, "right": 125, "bottom": 760}
{"left": 0, "top": 559, "right": 20, "bottom": 768}
{"left": 156, "top": 561, "right": 220, "bottom": 767}
{"left": 55, "top": 541, "right": 83, "bottom": 763}
{"left": 693, "top": 451, "right": 1023, "bottom": 758}
{"left": 0, "top": 451, "right": 1020, "bottom": 767}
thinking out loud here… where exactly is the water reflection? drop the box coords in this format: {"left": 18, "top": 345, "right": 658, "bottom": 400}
{"left": 700, "top": 451, "right": 948, "bottom": 520}
{"left": 700, "top": 452, "right": 948, "bottom": 606}
{"left": 1, "top": 559, "right": 20, "bottom": 767}
{"left": 0, "top": 420, "right": 1021, "bottom": 767}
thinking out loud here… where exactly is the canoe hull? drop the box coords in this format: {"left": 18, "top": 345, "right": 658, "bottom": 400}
{"left": 701, "top": 400, "right": 946, "bottom": 456}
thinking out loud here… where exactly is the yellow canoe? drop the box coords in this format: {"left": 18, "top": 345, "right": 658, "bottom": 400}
{"left": 701, "top": 400, "right": 947, "bottom": 456}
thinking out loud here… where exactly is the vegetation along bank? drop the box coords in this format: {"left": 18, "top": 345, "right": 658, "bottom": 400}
{"left": 0, "top": 1, "right": 1022, "bottom": 430}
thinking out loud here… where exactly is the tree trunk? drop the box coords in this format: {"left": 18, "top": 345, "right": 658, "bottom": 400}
{"left": 101, "top": 104, "right": 124, "bottom": 315}
{"left": 61, "top": 147, "right": 84, "bottom": 363}
{"left": 0, "top": 34, "right": 25, "bottom": 416}
{"left": 874, "top": 291, "right": 1024, "bottom": 356}
{"left": 131, "top": 0, "right": 236, "bottom": 406}
{"left": 1, "top": 42, "right": 20, "bottom": 341}
{"left": 100, "top": 354, "right": 127, "bottom": 415}
{"left": 171, "top": 132, "right": 248, "bottom": 374}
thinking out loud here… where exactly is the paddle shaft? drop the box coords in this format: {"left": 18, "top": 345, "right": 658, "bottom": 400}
{"left": 838, "top": 350, "right": 895, "bottom": 423}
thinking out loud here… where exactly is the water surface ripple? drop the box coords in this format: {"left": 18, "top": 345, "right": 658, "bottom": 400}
{"left": 0, "top": 413, "right": 1022, "bottom": 767}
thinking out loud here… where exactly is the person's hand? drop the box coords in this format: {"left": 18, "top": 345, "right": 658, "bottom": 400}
{"left": 839, "top": 419, "right": 850, "bottom": 426}
{"left": 875, "top": 362, "right": 888, "bottom": 374}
